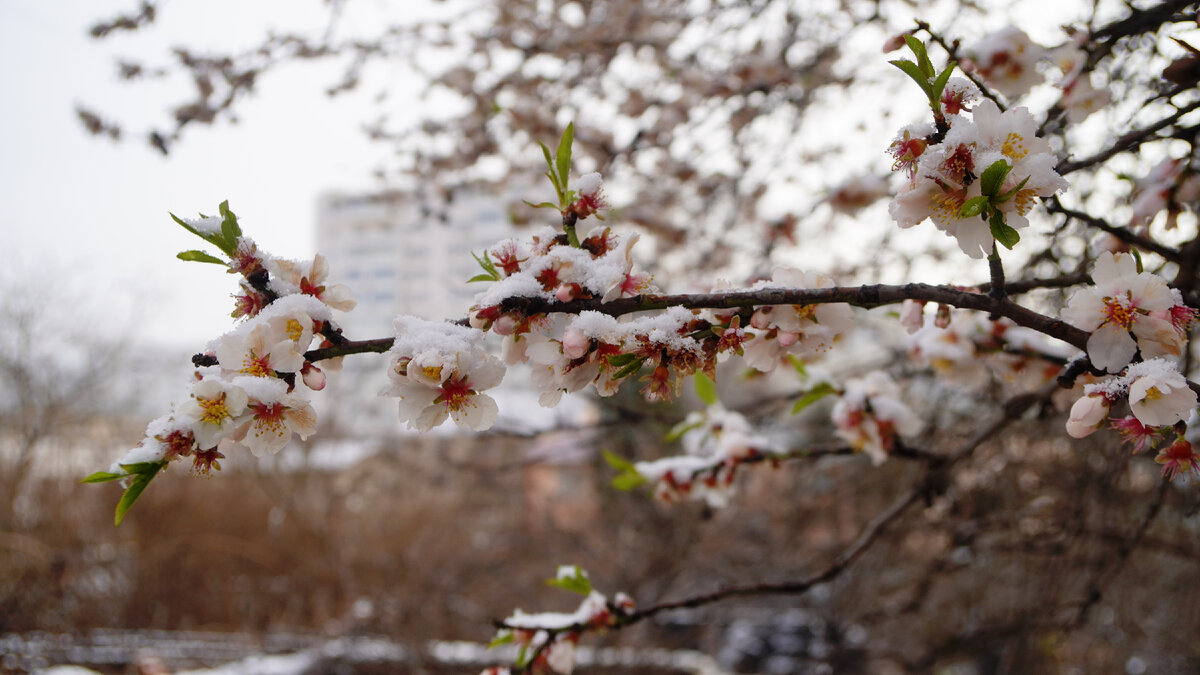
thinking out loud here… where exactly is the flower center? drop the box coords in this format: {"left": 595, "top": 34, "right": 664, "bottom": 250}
{"left": 241, "top": 352, "right": 272, "bottom": 377}
{"left": 422, "top": 365, "right": 444, "bottom": 381}
{"left": 1143, "top": 386, "right": 1163, "bottom": 401}
{"left": 438, "top": 376, "right": 474, "bottom": 411}
{"left": 285, "top": 319, "right": 305, "bottom": 342}
{"left": 1102, "top": 297, "right": 1135, "bottom": 330}
{"left": 1001, "top": 132, "right": 1028, "bottom": 161}
{"left": 198, "top": 394, "right": 231, "bottom": 425}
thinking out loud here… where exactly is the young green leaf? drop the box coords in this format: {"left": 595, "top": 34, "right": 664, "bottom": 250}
{"left": 555, "top": 122, "right": 575, "bottom": 194}
{"left": 995, "top": 175, "right": 1030, "bottom": 203}
{"left": 606, "top": 353, "right": 640, "bottom": 368}
{"left": 612, "top": 357, "right": 645, "bottom": 379}
{"left": 81, "top": 470, "right": 127, "bottom": 484}
{"left": 787, "top": 354, "right": 808, "bottom": 378}
{"left": 467, "top": 273, "right": 496, "bottom": 283}
{"left": 487, "top": 632, "right": 515, "bottom": 649}
{"left": 791, "top": 382, "right": 837, "bottom": 415}
{"left": 217, "top": 201, "right": 241, "bottom": 255}
{"left": 546, "top": 565, "right": 593, "bottom": 595}
{"left": 930, "top": 64, "right": 956, "bottom": 103}
{"left": 1132, "top": 248, "right": 1144, "bottom": 274}
{"left": 602, "top": 449, "right": 637, "bottom": 473}
{"left": 989, "top": 211, "right": 1021, "bottom": 250}
{"left": 693, "top": 372, "right": 718, "bottom": 406}
{"left": 980, "top": 159, "right": 1013, "bottom": 197}
{"left": 170, "top": 212, "right": 206, "bottom": 239}
{"left": 177, "top": 250, "right": 228, "bottom": 265}
{"left": 664, "top": 418, "right": 705, "bottom": 443}
{"left": 903, "top": 35, "right": 934, "bottom": 77}
{"left": 611, "top": 471, "right": 648, "bottom": 491}
{"left": 114, "top": 462, "right": 166, "bottom": 526}
{"left": 890, "top": 59, "right": 934, "bottom": 99}
{"left": 958, "top": 196, "right": 991, "bottom": 220}
{"left": 522, "top": 200, "right": 560, "bottom": 210}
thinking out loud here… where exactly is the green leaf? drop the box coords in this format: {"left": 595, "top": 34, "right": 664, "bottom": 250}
{"left": 522, "top": 200, "right": 560, "bottom": 210}
{"left": 470, "top": 250, "right": 501, "bottom": 280}
{"left": 170, "top": 212, "right": 205, "bottom": 239}
{"left": 555, "top": 122, "right": 575, "bottom": 194}
{"left": 119, "top": 461, "right": 167, "bottom": 475}
{"left": 612, "top": 357, "right": 645, "bottom": 379}
{"left": 612, "top": 471, "right": 648, "bottom": 491}
{"left": 890, "top": 59, "right": 933, "bottom": 99}
{"left": 603, "top": 449, "right": 636, "bottom": 472}
{"left": 217, "top": 201, "right": 241, "bottom": 255}
{"left": 787, "top": 354, "right": 808, "bottom": 378}
{"left": 995, "top": 175, "right": 1030, "bottom": 203}
{"left": 903, "top": 35, "right": 934, "bottom": 77}
{"left": 606, "top": 353, "right": 640, "bottom": 368}
{"left": 547, "top": 565, "right": 592, "bottom": 595}
{"left": 467, "top": 274, "right": 496, "bottom": 283}
{"left": 1132, "top": 248, "right": 1144, "bottom": 274}
{"left": 664, "top": 418, "right": 704, "bottom": 443}
{"left": 114, "top": 462, "right": 166, "bottom": 526}
{"left": 930, "top": 64, "right": 956, "bottom": 103}
{"left": 989, "top": 211, "right": 1021, "bottom": 250}
{"left": 516, "top": 645, "right": 530, "bottom": 668}
{"left": 791, "top": 382, "right": 837, "bottom": 415}
{"left": 980, "top": 159, "right": 1013, "bottom": 197}
{"left": 81, "top": 470, "right": 127, "bottom": 484}
{"left": 958, "top": 196, "right": 991, "bottom": 220}
{"left": 487, "top": 632, "right": 514, "bottom": 649}
{"left": 177, "top": 250, "right": 227, "bottom": 265}
{"left": 693, "top": 372, "right": 718, "bottom": 406}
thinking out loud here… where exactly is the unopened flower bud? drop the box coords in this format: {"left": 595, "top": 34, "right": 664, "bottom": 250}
{"left": 301, "top": 362, "right": 327, "bottom": 391}
{"left": 563, "top": 329, "right": 589, "bottom": 359}
{"left": 934, "top": 303, "right": 952, "bottom": 329}
{"left": 1065, "top": 393, "right": 1109, "bottom": 438}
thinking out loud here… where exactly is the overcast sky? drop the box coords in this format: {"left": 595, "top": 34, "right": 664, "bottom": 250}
{"left": 1, "top": 1, "right": 402, "bottom": 348}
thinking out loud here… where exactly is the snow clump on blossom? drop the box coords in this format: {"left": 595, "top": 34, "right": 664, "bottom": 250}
{"left": 742, "top": 267, "right": 854, "bottom": 371}
{"left": 888, "top": 100, "right": 1068, "bottom": 258}
{"left": 831, "top": 371, "right": 921, "bottom": 465}
{"left": 964, "top": 27, "right": 1046, "bottom": 99}
{"left": 634, "top": 405, "right": 782, "bottom": 507}
{"left": 382, "top": 316, "right": 506, "bottom": 432}
{"left": 1061, "top": 252, "right": 1193, "bottom": 372}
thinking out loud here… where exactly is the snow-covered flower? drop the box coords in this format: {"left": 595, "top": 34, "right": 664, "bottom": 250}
{"left": 899, "top": 299, "right": 926, "bottom": 334}
{"left": 831, "top": 371, "right": 921, "bottom": 465}
{"left": 382, "top": 316, "right": 506, "bottom": 431}
{"left": 827, "top": 174, "right": 891, "bottom": 215}
{"left": 569, "top": 171, "right": 607, "bottom": 220}
{"left": 1062, "top": 252, "right": 1179, "bottom": 372}
{"left": 235, "top": 392, "right": 318, "bottom": 456}
{"left": 965, "top": 27, "right": 1046, "bottom": 99}
{"left": 743, "top": 268, "right": 853, "bottom": 370}
{"left": 215, "top": 323, "right": 306, "bottom": 377}
{"left": 177, "top": 377, "right": 249, "bottom": 449}
{"left": 268, "top": 254, "right": 357, "bottom": 311}
{"left": 1125, "top": 358, "right": 1197, "bottom": 428}
{"left": 889, "top": 101, "right": 1067, "bottom": 259}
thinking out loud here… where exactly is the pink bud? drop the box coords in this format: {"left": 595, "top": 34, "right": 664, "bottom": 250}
{"left": 556, "top": 283, "right": 582, "bottom": 302}
{"left": 1065, "top": 394, "right": 1109, "bottom": 438}
{"left": 301, "top": 363, "right": 327, "bottom": 391}
{"left": 563, "top": 329, "right": 589, "bottom": 359}
{"left": 776, "top": 331, "right": 799, "bottom": 348}
{"left": 493, "top": 314, "right": 519, "bottom": 336}
{"left": 934, "top": 304, "right": 952, "bottom": 329}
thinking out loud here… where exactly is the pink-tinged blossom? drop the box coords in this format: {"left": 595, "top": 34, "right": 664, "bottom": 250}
{"left": 1065, "top": 393, "right": 1110, "bottom": 438}
{"left": 177, "top": 378, "right": 249, "bottom": 449}
{"left": 383, "top": 316, "right": 506, "bottom": 432}
{"left": 1111, "top": 416, "right": 1164, "bottom": 454}
{"left": 214, "top": 324, "right": 306, "bottom": 377}
{"left": 964, "top": 27, "right": 1046, "bottom": 99}
{"left": 1156, "top": 438, "right": 1200, "bottom": 480}
{"left": 743, "top": 268, "right": 853, "bottom": 370}
{"left": 1062, "top": 252, "right": 1178, "bottom": 372}
{"left": 827, "top": 174, "right": 891, "bottom": 215}
{"left": 899, "top": 299, "right": 926, "bottom": 334}
{"left": 1125, "top": 358, "right": 1197, "bottom": 428}
{"left": 831, "top": 371, "right": 921, "bottom": 465}
{"left": 268, "top": 254, "right": 357, "bottom": 312}
{"left": 234, "top": 393, "right": 318, "bottom": 456}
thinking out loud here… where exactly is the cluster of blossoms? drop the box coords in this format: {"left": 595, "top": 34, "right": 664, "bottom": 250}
{"left": 1062, "top": 252, "right": 1196, "bottom": 373}
{"left": 111, "top": 223, "right": 356, "bottom": 483}
{"left": 1130, "top": 156, "right": 1200, "bottom": 230}
{"left": 889, "top": 93, "right": 1069, "bottom": 258}
{"left": 382, "top": 316, "right": 506, "bottom": 432}
{"left": 632, "top": 405, "right": 782, "bottom": 507}
{"left": 1066, "top": 358, "right": 1200, "bottom": 478}
{"left": 831, "top": 371, "right": 921, "bottom": 466}
{"left": 963, "top": 26, "right": 1111, "bottom": 122}
{"left": 484, "top": 567, "right": 634, "bottom": 675}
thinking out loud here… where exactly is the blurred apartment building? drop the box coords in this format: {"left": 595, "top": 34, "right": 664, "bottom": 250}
{"left": 315, "top": 188, "right": 517, "bottom": 436}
